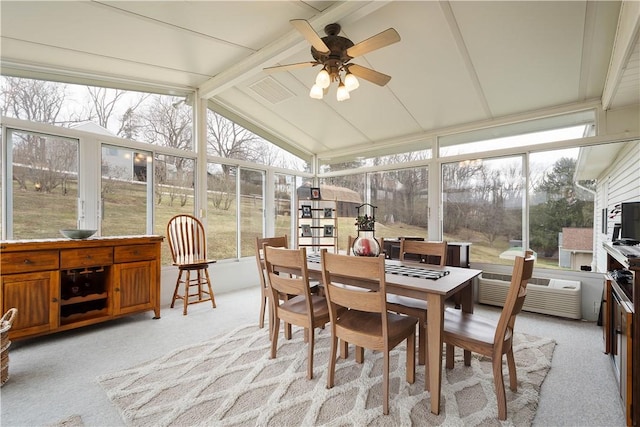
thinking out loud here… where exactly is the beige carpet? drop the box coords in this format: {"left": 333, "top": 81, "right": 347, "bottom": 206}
{"left": 98, "top": 324, "right": 555, "bottom": 427}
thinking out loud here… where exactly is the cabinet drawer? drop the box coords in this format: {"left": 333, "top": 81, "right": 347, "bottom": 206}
{"left": 114, "top": 244, "right": 157, "bottom": 263}
{"left": 0, "top": 250, "right": 59, "bottom": 274}
{"left": 60, "top": 248, "right": 113, "bottom": 269}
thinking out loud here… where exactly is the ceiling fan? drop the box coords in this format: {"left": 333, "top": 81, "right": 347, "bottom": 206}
{"left": 264, "top": 19, "right": 400, "bottom": 101}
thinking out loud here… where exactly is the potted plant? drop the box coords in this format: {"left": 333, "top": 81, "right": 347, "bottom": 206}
{"left": 355, "top": 214, "right": 375, "bottom": 231}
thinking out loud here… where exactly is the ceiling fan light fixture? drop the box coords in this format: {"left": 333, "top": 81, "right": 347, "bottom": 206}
{"left": 344, "top": 72, "right": 359, "bottom": 92}
{"left": 315, "top": 68, "right": 331, "bottom": 89}
{"left": 336, "top": 81, "right": 350, "bottom": 101}
{"left": 309, "top": 84, "right": 324, "bottom": 99}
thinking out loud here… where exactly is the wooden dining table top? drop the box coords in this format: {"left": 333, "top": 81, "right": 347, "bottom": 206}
{"left": 302, "top": 252, "right": 482, "bottom": 299}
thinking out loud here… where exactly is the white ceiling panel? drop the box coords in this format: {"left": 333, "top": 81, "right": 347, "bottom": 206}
{"left": 1, "top": 0, "right": 638, "bottom": 160}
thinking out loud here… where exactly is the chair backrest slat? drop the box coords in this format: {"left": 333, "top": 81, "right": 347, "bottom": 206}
{"left": 400, "top": 239, "right": 447, "bottom": 266}
{"left": 264, "top": 246, "right": 311, "bottom": 299}
{"left": 167, "top": 214, "right": 208, "bottom": 264}
{"left": 321, "top": 250, "right": 387, "bottom": 314}
{"left": 494, "top": 250, "right": 535, "bottom": 343}
{"left": 254, "top": 235, "right": 288, "bottom": 289}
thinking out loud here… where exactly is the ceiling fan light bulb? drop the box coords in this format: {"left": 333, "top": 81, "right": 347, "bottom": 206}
{"left": 316, "top": 69, "right": 331, "bottom": 89}
{"left": 309, "top": 84, "right": 324, "bottom": 99}
{"left": 336, "top": 83, "right": 350, "bottom": 101}
{"left": 345, "top": 73, "right": 359, "bottom": 91}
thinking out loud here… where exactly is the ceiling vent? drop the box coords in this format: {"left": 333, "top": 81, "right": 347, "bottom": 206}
{"left": 249, "top": 76, "right": 295, "bottom": 105}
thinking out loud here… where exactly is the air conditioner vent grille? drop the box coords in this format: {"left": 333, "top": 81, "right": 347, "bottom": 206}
{"left": 249, "top": 76, "right": 295, "bottom": 105}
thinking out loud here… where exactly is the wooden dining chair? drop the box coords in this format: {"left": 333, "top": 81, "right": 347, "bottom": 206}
{"left": 443, "top": 251, "right": 535, "bottom": 420}
{"left": 263, "top": 246, "right": 330, "bottom": 380}
{"left": 320, "top": 250, "right": 417, "bottom": 415}
{"left": 166, "top": 214, "right": 216, "bottom": 315}
{"left": 254, "top": 235, "right": 288, "bottom": 331}
{"left": 386, "top": 239, "right": 447, "bottom": 365}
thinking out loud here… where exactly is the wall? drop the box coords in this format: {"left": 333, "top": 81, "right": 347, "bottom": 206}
{"left": 596, "top": 142, "right": 640, "bottom": 273}
{"left": 159, "top": 258, "right": 259, "bottom": 308}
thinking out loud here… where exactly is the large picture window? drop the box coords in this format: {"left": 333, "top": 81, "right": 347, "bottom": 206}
{"left": 6, "top": 129, "right": 79, "bottom": 239}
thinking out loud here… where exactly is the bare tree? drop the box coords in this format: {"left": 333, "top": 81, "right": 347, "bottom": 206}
{"left": 207, "top": 112, "right": 261, "bottom": 163}
{"left": 0, "top": 76, "right": 66, "bottom": 124}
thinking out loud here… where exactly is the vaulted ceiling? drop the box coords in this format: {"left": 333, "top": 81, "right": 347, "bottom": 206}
{"left": 1, "top": 1, "right": 639, "bottom": 162}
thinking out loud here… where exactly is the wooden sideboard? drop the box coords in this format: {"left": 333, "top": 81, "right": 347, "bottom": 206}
{"left": 0, "top": 235, "right": 163, "bottom": 340}
{"left": 603, "top": 242, "right": 639, "bottom": 427}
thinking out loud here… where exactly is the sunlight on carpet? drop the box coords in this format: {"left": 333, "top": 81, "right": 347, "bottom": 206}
{"left": 98, "top": 324, "right": 555, "bottom": 427}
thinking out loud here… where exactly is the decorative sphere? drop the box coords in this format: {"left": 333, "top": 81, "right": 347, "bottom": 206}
{"left": 352, "top": 236, "right": 381, "bottom": 257}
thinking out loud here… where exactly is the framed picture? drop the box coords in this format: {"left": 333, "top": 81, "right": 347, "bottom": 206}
{"left": 301, "top": 205, "right": 312, "bottom": 218}
{"left": 301, "top": 224, "right": 312, "bottom": 237}
{"left": 324, "top": 207, "right": 333, "bottom": 218}
{"left": 323, "top": 224, "right": 334, "bottom": 237}
{"left": 310, "top": 187, "right": 321, "bottom": 200}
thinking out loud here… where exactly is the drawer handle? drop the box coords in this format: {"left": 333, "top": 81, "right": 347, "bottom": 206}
{"left": 23, "top": 259, "right": 33, "bottom": 265}
{"left": 85, "top": 255, "right": 92, "bottom": 259}
{"left": 115, "top": 288, "right": 120, "bottom": 292}
{"left": 52, "top": 297, "right": 58, "bottom": 303}
{"left": 133, "top": 250, "right": 139, "bottom": 255}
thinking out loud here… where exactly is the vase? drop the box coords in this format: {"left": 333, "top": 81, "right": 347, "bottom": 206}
{"left": 352, "top": 234, "right": 381, "bottom": 257}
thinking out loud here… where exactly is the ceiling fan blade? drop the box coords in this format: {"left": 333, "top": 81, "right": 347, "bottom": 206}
{"left": 263, "top": 62, "right": 318, "bottom": 73}
{"left": 348, "top": 64, "right": 391, "bottom": 86}
{"left": 346, "top": 28, "right": 400, "bottom": 58}
{"left": 290, "top": 19, "right": 330, "bottom": 54}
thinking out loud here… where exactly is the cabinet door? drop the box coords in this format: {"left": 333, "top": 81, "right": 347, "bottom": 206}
{"left": 113, "top": 260, "right": 156, "bottom": 315}
{"left": 0, "top": 271, "right": 58, "bottom": 338}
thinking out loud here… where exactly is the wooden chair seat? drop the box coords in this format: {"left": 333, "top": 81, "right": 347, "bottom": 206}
{"left": 443, "top": 307, "right": 511, "bottom": 347}
{"left": 279, "top": 294, "right": 329, "bottom": 320}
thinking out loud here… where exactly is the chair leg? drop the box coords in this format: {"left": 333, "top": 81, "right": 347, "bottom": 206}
{"left": 339, "top": 339, "right": 348, "bottom": 359}
{"left": 406, "top": 331, "right": 415, "bottom": 384}
{"left": 493, "top": 355, "right": 508, "bottom": 421}
{"left": 183, "top": 269, "right": 190, "bottom": 315}
{"left": 327, "top": 334, "right": 338, "bottom": 389}
{"left": 418, "top": 323, "right": 426, "bottom": 365}
{"left": 258, "top": 287, "right": 267, "bottom": 329}
{"left": 383, "top": 351, "right": 390, "bottom": 415}
{"left": 445, "top": 343, "right": 455, "bottom": 369}
{"left": 355, "top": 346, "right": 364, "bottom": 364}
{"left": 506, "top": 348, "right": 518, "bottom": 391}
{"left": 307, "top": 327, "right": 315, "bottom": 379}
{"left": 270, "top": 316, "right": 280, "bottom": 359}
{"left": 204, "top": 268, "right": 216, "bottom": 308}
{"left": 171, "top": 270, "right": 183, "bottom": 308}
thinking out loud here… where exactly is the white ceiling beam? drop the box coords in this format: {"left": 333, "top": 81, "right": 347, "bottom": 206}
{"left": 197, "top": 1, "right": 390, "bottom": 99}
{"left": 602, "top": 0, "right": 640, "bottom": 110}
{"left": 439, "top": 1, "right": 492, "bottom": 119}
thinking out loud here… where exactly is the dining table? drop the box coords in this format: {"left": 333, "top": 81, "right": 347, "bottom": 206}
{"left": 302, "top": 252, "right": 482, "bottom": 416}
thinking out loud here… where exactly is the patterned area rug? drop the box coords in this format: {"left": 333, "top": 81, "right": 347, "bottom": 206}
{"left": 98, "top": 324, "right": 555, "bottom": 426}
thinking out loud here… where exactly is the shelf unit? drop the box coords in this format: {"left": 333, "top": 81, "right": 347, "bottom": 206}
{"left": 297, "top": 199, "right": 338, "bottom": 253}
{"left": 0, "top": 236, "right": 162, "bottom": 340}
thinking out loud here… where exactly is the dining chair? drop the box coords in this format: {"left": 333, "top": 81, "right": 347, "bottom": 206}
{"left": 254, "top": 235, "right": 288, "bottom": 331}
{"left": 386, "top": 239, "right": 447, "bottom": 365}
{"left": 320, "top": 250, "right": 417, "bottom": 415}
{"left": 443, "top": 251, "right": 535, "bottom": 420}
{"left": 166, "top": 214, "right": 216, "bottom": 315}
{"left": 263, "top": 246, "right": 330, "bottom": 380}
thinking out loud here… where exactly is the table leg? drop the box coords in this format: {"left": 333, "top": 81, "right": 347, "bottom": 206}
{"left": 426, "top": 293, "right": 444, "bottom": 415}
{"left": 459, "top": 280, "right": 474, "bottom": 365}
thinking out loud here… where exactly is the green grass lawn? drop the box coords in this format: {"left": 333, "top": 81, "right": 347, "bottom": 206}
{"left": 10, "top": 180, "right": 562, "bottom": 269}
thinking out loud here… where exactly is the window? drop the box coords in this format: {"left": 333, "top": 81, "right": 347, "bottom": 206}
{"left": 6, "top": 129, "right": 79, "bottom": 239}
{"left": 274, "top": 173, "right": 295, "bottom": 244}
{"left": 529, "top": 148, "right": 594, "bottom": 270}
{"left": 101, "top": 145, "right": 152, "bottom": 236}
{"left": 443, "top": 156, "right": 524, "bottom": 265}
{"left": 155, "top": 154, "right": 195, "bottom": 265}
{"left": 240, "top": 169, "right": 264, "bottom": 257}
{"left": 370, "top": 166, "right": 429, "bottom": 241}
{"left": 207, "top": 162, "right": 237, "bottom": 260}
